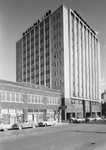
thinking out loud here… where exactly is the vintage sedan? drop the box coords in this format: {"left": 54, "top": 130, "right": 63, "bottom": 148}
{"left": 0, "top": 121, "right": 12, "bottom": 131}
{"left": 73, "top": 118, "right": 85, "bottom": 123}
{"left": 69, "top": 117, "right": 76, "bottom": 123}
{"left": 12, "top": 120, "right": 38, "bottom": 130}
{"left": 38, "top": 120, "right": 57, "bottom": 127}
{"left": 86, "top": 116, "right": 96, "bottom": 122}
{"left": 95, "top": 116, "right": 102, "bottom": 121}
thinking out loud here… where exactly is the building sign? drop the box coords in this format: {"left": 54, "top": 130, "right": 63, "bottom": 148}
{"left": 59, "top": 106, "right": 67, "bottom": 109}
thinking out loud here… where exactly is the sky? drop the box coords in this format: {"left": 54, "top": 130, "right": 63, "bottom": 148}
{"left": 0, "top": 0, "right": 106, "bottom": 93}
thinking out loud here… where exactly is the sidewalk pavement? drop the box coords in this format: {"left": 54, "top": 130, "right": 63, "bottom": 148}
{"left": 55, "top": 122, "right": 68, "bottom": 126}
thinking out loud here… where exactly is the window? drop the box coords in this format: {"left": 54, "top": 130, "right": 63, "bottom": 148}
{"left": 27, "top": 95, "right": 30, "bottom": 103}
{"left": 35, "top": 96, "right": 37, "bottom": 103}
{"left": 32, "top": 95, "right": 34, "bottom": 103}
{"left": 57, "top": 98, "right": 60, "bottom": 104}
{"left": 28, "top": 109, "right": 33, "bottom": 113}
{"left": 71, "top": 99, "right": 75, "bottom": 104}
{"left": 20, "top": 94, "right": 24, "bottom": 102}
{"left": 59, "top": 80, "right": 62, "bottom": 85}
{"left": 40, "top": 96, "right": 44, "bottom": 103}
{"left": 47, "top": 96, "right": 50, "bottom": 104}
{"left": 52, "top": 97, "right": 55, "bottom": 104}
{"left": 38, "top": 96, "right": 40, "bottom": 103}
{"left": 1, "top": 92, "right": 5, "bottom": 101}
{"left": 55, "top": 81, "right": 57, "bottom": 86}
{"left": 11, "top": 93, "right": 15, "bottom": 101}
{"left": 16, "top": 93, "right": 19, "bottom": 102}
{"left": 6, "top": 92, "right": 10, "bottom": 101}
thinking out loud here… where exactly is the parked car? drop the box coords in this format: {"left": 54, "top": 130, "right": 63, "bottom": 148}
{"left": 95, "top": 116, "right": 102, "bottom": 121}
{"left": 101, "top": 116, "right": 106, "bottom": 121}
{"left": 86, "top": 116, "right": 96, "bottom": 122}
{"left": 12, "top": 120, "right": 38, "bottom": 130}
{"left": 69, "top": 117, "right": 76, "bottom": 123}
{"left": 0, "top": 121, "right": 12, "bottom": 131}
{"left": 73, "top": 118, "right": 85, "bottom": 123}
{"left": 38, "top": 120, "right": 57, "bottom": 127}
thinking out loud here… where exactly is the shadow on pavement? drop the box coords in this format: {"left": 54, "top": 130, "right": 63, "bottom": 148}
{"left": 65, "top": 129, "right": 106, "bottom": 134}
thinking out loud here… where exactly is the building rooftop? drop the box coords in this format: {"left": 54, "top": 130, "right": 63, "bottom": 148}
{"left": 0, "top": 79, "right": 61, "bottom": 94}
{"left": 22, "top": 4, "right": 97, "bottom": 38}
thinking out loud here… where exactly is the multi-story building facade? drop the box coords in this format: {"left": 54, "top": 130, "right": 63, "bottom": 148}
{"left": 16, "top": 5, "right": 101, "bottom": 121}
{"left": 101, "top": 90, "right": 106, "bottom": 116}
{"left": 0, "top": 79, "right": 61, "bottom": 124}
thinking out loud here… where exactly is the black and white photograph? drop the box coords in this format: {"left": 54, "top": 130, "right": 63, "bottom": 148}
{"left": 0, "top": 0, "right": 106, "bottom": 149}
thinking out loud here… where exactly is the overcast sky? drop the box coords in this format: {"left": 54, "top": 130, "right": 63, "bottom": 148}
{"left": 0, "top": 0, "right": 106, "bottom": 92}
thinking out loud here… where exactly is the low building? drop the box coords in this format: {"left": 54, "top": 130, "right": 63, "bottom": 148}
{"left": 0, "top": 79, "right": 61, "bottom": 124}
{"left": 101, "top": 90, "right": 106, "bottom": 116}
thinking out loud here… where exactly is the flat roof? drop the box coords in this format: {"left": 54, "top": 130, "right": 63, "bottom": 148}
{"left": 0, "top": 79, "right": 61, "bottom": 94}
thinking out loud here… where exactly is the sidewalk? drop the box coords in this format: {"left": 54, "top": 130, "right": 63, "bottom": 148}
{"left": 55, "top": 122, "right": 68, "bottom": 126}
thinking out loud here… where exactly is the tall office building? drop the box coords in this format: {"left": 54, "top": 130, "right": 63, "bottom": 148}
{"left": 16, "top": 5, "right": 101, "bottom": 121}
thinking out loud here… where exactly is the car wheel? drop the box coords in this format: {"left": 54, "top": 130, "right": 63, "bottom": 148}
{"left": 3, "top": 128, "right": 7, "bottom": 132}
{"left": 19, "top": 125, "right": 22, "bottom": 130}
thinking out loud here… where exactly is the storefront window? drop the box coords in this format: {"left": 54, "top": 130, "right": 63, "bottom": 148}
{"left": 38, "top": 113, "right": 43, "bottom": 122}
{"left": 50, "top": 113, "right": 54, "bottom": 121}
{"left": 16, "top": 114, "right": 23, "bottom": 123}
{"left": 3, "top": 114, "right": 10, "bottom": 124}
{"left": 47, "top": 113, "right": 50, "bottom": 120}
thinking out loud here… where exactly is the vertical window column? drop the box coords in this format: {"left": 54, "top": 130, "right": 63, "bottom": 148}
{"left": 74, "top": 17, "right": 78, "bottom": 97}
{"left": 82, "top": 25, "right": 85, "bottom": 98}
{"left": 86, "top": 30, "right": 89, "bottom": 99}
{"left": 78, "top": 21, "right": 82, "bottom": 97}
{"left": 89, "top": 33, "right": 92, "bottom": 99}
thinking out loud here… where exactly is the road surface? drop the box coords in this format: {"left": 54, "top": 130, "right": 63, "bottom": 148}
{"left": 0, "top": 122, "right": 106, "bottom": 150}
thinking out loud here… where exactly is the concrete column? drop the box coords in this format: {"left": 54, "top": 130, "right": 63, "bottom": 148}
{"left": 83, "top": 100, "right": 86, "bottom": 118}
{"left": 90, "top": 101, "right": 92, "bottom": 116}
{"left": 23, "top": 108, "right": 28, "bottom": 121}
{"left": 59, "top": 109, "right": 62, "bottom": 123}
{"left": 43, "top": 109, "right": 47, "bottom": 121}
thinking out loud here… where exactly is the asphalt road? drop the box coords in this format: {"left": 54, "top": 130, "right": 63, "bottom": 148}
{"left": 0, "top": 122, "right": 106, "bottom": 150}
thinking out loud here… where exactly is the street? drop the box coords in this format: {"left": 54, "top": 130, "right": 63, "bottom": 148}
{"left": 0, "top": 122, "right": 106, "bottom": 150}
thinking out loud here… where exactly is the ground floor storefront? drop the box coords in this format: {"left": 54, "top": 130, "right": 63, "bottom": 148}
{"left": 0, "top": 79, "right": 61, "bottom": 125}
{"left": 0, "top": 107, "right": 60, "bottom": 124}
{"left": 61, "top": 99, "right": 101, "bottom": 121}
